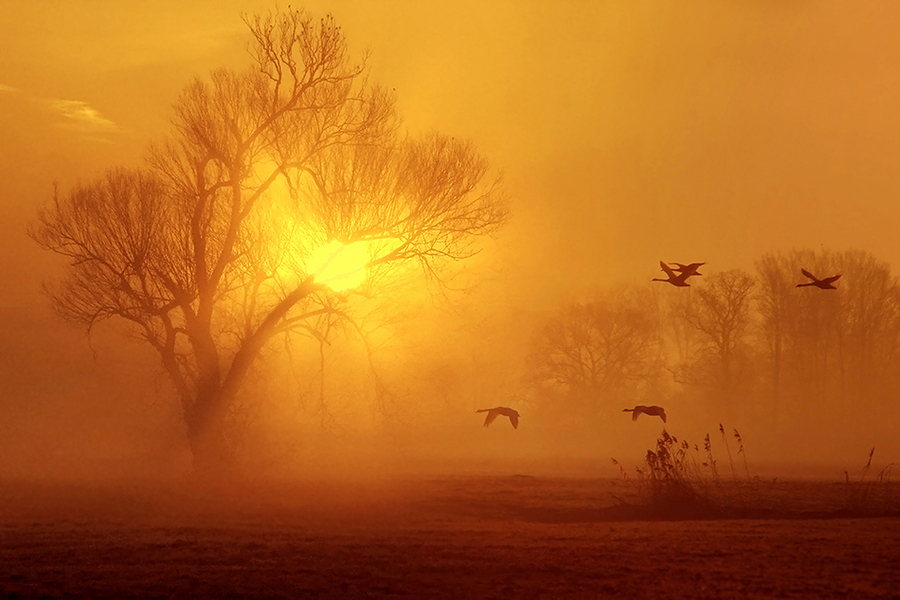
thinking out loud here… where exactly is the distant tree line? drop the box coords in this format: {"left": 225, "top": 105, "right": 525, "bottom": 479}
{"left": 525, "top": 249, "right": 900, "bottom": 436}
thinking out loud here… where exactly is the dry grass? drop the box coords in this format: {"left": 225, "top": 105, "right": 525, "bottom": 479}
{"left": 843, "top": 447, "right": 898, "bottom": 516}
{"left": 612, "top": 426, "right": 757, "bottom": 518}
{"left": 614, "top": 429, "right": 900, "bottom": 520}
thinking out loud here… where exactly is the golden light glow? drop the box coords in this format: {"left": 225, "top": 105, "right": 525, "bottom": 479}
{"left": 306, "top": 240, "right": 369, "bottom": 291}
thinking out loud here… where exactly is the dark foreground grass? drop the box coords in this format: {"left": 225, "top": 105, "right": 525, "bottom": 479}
{"left": 2, "top": 475, "right": 900, "bottom": 599}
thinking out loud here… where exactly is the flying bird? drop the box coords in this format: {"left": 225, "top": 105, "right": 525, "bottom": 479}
{"left": 796, "top": 268, "right": 841, "bottom": 290}
{"left": 622, "top": 405, "right": 667, "bottom": 423}
{"left": 476, "top": 406, "right": 519, "bottom": 429}
{"left": 670, "top": 262, "right": 705, "bottom": 277}
{"left": 652, "top": 261, "right": 692, "bottom": 287}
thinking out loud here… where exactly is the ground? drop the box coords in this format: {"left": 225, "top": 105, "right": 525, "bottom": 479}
{"left": 2, "top": 475, "right": 899, "bottom": 598}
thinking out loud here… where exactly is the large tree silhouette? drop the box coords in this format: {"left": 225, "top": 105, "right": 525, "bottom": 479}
{"left": 31, "top": 8, "right": 507, "bottom": 472}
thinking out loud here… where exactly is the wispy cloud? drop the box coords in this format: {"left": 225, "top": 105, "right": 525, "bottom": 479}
{"left": 46, "top": 99, "right": 117, "bottom": 132}
{"left": 2, "top": 83, "right": 119, "bottom": 138}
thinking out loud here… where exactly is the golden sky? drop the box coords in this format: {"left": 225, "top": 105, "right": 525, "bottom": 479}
{"left": 1, "top": 1, "right": 900, "bottom": 476}
{"left": 3, "top": 1, "right": 900, "bottom": 312}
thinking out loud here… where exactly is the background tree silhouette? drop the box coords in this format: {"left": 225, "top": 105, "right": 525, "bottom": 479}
{"left": 31, "top": 8, "right": 507, "bottom": 473}
{"left": 669, "top": 269, "right": 757, "bottom": 416}
{"left": 756, "top": 249, "right": 900, "bottom": 431}
{"left": 525, "top": 252, "right": 900, "bottom": 454}
{"left": 525, "top": 287, "right": 665, "bottom": 423}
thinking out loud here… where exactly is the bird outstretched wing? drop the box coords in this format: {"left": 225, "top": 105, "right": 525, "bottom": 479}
{"left": 659, "top": 261, "right": 677, "bottom": 279}
{"left": 801, "top": 268, "right": 817, "bottom": 281}
{"left": 478, "top": 406, "right": 519, "bottom": 428}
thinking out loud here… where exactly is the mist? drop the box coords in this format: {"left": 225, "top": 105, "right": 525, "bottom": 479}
{"left": 4, "top": 253, "right": 897, "bottom": 484}
{"left": 4, "top": 1, "right": 900, "bottom": 485}
{"left": 6, "top": 6, "right": 900, "bottom": 597}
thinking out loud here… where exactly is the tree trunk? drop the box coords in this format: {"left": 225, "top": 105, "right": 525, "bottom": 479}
{"left": 188, "top": 422, "right": 233, "bottom": 475}
{"left": 185, "top": 388, "right": 236, "bottom": 476}
{"left": 179, "top": 280, "right": 318, "bottom": 475}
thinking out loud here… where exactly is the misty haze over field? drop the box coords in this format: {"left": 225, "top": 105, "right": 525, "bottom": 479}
{"left": 3, "top": 1, "right": 900, "bottom": 484}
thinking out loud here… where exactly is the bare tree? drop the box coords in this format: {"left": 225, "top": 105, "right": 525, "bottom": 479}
{"left": 757, "top": 249, "right": 900, "bottom": 424}
{"left": 836, "top": 251, "right": 900, "bottom": 395}
{"left": 671, "top": 269, "right": 757, "bottom": 398}
{"left": 755, "top": 253, "right": 793, "bottom": 419}
{"left": 526, "top": 287, "right": 665, "bottom": 416}
{"left": 31, "top": 8, "right": 507, "bottom": 473}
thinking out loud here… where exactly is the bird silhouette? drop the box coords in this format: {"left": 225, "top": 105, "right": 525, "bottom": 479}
{"left": 652, "top": 261, "right": 692, "bottom": 287}
{"left": 622, "top": 405, "right": 667, "bottom": 423}
{"left": 796, "top": 268, "right": 841, "bottom": 290}
{"left": 670, "top": 262, "right": 705, "bottom": 277}
{"left": 476, "top": 406, "right": 519, "bottom": 429}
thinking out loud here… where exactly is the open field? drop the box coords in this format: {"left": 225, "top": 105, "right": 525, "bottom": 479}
{"left": 2, "top": 475, "right": 900, "bottom": 599}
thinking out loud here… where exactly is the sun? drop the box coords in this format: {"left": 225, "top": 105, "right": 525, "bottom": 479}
{"left": 306, "top": 240, "right": 369, "bottom": 292}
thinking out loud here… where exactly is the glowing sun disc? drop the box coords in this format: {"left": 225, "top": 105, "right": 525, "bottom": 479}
{"left": 307, "top": 240, "right": 368, "bottom": 291}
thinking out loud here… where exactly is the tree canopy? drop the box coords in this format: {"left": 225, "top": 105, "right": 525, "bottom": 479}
{"left": 31, "top": 8, "right": 507, "bottom": 472}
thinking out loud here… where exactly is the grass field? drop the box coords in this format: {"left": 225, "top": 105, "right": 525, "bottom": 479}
{"left": 2, "top": 474, "right": 900, "bottom": 598}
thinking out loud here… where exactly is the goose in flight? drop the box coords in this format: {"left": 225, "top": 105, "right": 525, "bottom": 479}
{"left": 670, "top": 262, "right": 705, "bottom": 277}
{"left": 652, "top": 261, "right": 692, "bottom": 287}
{"left": 622, "top": 405, "right": 667, "bottom": 423}
{"left": 476, "top": 406, "right": 519, "bottom": 429}
{"left": 796, "top": 268, "right": 841, "bottom": 290}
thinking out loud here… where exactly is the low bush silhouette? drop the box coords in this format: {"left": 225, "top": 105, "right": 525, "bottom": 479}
{"left": 613, "top": 426, "right": 760, "bottom": 519}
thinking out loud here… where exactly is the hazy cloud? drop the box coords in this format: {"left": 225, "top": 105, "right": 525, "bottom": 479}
{"left": 1, "top": 83, "right": 118, "bottom": 138}
{"left": 46, "top": 99, "right": 117, "bottom": 132}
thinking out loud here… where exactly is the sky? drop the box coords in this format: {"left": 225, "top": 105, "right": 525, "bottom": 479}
{"left": 4, "top": 2, "right": 900, "bottom": 303}
{"left": 3, "top": 1, "right": 900, "bottom": 475}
